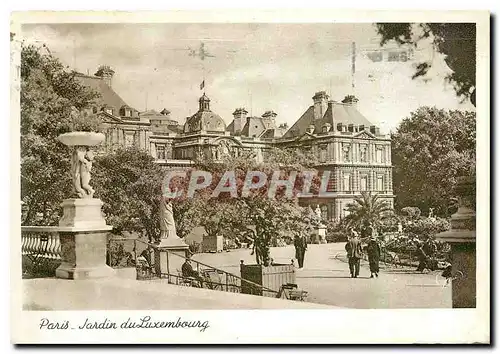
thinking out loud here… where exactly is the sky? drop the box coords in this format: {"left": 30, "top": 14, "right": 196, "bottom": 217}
{"left": 21, "top": 23, "right": 475, "bottom": 133}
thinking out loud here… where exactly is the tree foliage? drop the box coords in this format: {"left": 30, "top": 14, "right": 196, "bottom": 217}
{"left": 342, "top": 192, "right": 393, "bottom": 236}
{"left": 169, "top": 149, "right": 321, "bottom": 266}
{"left": 21, "top": 44, "right": 101, "bottom": 225}
{"left": 391, "top": 107, "right": 476, "bottom": 216}
{"left": 376, "top": 23, "right": 476, "bottom": 105}
{"left": 92, "top": 147, "right": 164, "bottom": 242}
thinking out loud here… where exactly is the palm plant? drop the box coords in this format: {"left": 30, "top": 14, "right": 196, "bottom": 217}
{"left": 343, "top": 192, "right": 393, "bottom": 236}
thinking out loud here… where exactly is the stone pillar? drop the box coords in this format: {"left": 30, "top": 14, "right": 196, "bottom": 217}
{"left": 436, "top": 176, "right": 476, "bottom": 308}
{"left": 152, "top": 237, "right": 189, "bottom": 283}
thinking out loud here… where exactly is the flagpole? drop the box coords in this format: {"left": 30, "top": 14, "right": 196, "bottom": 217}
{"left": 203, "top": 61, "right": 206, "bottom": 96}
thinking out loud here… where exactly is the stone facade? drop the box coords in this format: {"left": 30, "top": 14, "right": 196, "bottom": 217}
{"left": 79, "top": 68, "right": 393, "bottom": 221}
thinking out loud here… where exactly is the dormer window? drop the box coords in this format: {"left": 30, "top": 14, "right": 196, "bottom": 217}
{"left": 105, "top": 107, "right": 113, "bottom": 115}
{"left": 120, "top": 105, "right": 132, "bottom": 118}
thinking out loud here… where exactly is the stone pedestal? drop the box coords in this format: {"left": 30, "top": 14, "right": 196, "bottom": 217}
{"left": 436, "top": 175, "right": 476, "bottom": 308}
{"left": 59, "top": 198, "right": 107, "bottom": 228}
{"left": 56, "top": 198, "right": 115, "bottom": 280}
{"left": 310, "top": 225, "right": 327, "bottom": 244}
{"left": 437, "top": 209, "right": 476, "bottom": 308}
{"left": 152, "top": 236, "right": 189, "bottom": 283}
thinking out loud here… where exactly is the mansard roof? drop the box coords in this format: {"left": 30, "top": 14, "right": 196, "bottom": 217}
{"left": 282, "top": 99, "right": 375, "bottom": 138}
{"left": 75, "top": 73, "right": 138, "bottom": 117}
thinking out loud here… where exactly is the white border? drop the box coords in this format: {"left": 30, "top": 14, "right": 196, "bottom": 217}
{"left": 7, "top": 8, "right": 491, "bottom": 345}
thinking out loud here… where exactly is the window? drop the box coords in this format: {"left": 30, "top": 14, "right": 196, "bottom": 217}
{"left": 157, "top": 145, "right": 166, "bottom": 160}
{"left": 125, "top": 109, "right": 131, "bottom": 117}
{"left": 342, "top": 144, "right": 351, "bottom": 162}
{"left": 124, "top": 133, "right": 134, "bottom": 147}
{"left": 377, "top": 176, "right": 384, "bottom": 191}
{"left": 360, "top": 175, "right": 368, "bottom": 191}
{"left": 376, "top": 148, "right": 383, "bottom": 163}
{"left": 319, "top": 146, "right": 327, "bottom": 163}
{"left": 343, "top": 173, "right": 351, "bottom": 191}
{"left": 360, "top": 145, "right": 367, "bottom": 162}
{"left": 388, "top": 51, "right": 400, "bottom": 62}
{"left": 105, "top": 108, "right": 113, "bottom": 115}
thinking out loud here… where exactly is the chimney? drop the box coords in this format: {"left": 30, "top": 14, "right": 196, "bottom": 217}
{"left": 348, "top": 124, "right": 354, "bottom": 132}
{"left": 341, "top": 95, "right": 359, "bottom": 108}
{"left": 232, "top": 108, "right": 248, "bottom": 134}
{"left": 312, "top": 91, "right": 329, "bottom": 120}
{"left": 94, "top": 65, "right": 115, "bottom": 87}
{"left": 262, "top": 110, "right": 277, "bottom": 128}
{"left": 370, "top": 125, "right": 376, "bottom": 134}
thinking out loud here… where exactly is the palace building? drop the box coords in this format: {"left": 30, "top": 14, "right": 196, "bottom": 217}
{"left": 78, "top": 66, "right": 394, "bottom": 221}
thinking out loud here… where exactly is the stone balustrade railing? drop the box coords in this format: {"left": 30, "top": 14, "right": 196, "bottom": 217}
{"left": 21, "top": 226, "right": 63, "bottom": 260}
{"left": 21, "top": 226, "right": 63, "bottom": 277}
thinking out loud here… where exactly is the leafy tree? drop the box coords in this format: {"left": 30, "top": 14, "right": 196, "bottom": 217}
{"left": 21, "top": 44, "right": 100, "bottom": 225}
{"left": 343, "top": 192, "right": 393, "bottom": 236}
{"left": 92, "top": 147, "right": 164, "bottom": 242}
{"left": 404, "top": 217, "right": 450, "bottom": 241}
{"left": 172, "top": 197, "right": 203, "bottom": 239}
{"left": 400, "top": 206, "right": 422, "bottom": 219}
{"left": 391, "top": 106, "right": 476, "bottom": 216}
{"left": 168, "top": 150, "right": 321, "bottom": 266}
{"left": 376, "top": 23, "right": 476, "bottom": 105}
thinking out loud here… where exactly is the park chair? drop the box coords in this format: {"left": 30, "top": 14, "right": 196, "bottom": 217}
{"left": 200, "top": 269, "right": 224, "bottom": 290}
{"left": 176, "top": 269, "right": 201, "bottom": 287}
{"left": 277, "top": 283, "right": 308, "bottom": 301}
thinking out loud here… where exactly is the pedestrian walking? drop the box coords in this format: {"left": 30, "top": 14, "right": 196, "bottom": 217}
{"left": 416, "top": 242, "right": 429, "bottom": 273}
{"left": 345, "top": 231, "right": 363, "bottom": 278}
{"left": 366, "top": 236, "right": 381, "bottom": 278}
{"left": 294, "top": 234, "right": 308, "bottom": 269}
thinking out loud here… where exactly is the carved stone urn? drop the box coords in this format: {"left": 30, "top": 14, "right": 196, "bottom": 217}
{"left": 55, "top": 131, "right": 114, "bottom": 279}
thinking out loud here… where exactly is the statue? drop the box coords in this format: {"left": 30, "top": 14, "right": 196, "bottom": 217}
{"left": 429, "top": 208, "right": 435, "bottom": 219}
{"left": 72, "top": 146, "right": 95, "bottom": 198}
{"left": 159, "top": 197, "right": 177, "bottom": 240}
{"left": 315, "top": 205, "right": 322, "bottom": 221}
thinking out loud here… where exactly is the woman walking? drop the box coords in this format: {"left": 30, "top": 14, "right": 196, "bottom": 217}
{"left": 366, "top": 236, "right": 381, "bottom": 278}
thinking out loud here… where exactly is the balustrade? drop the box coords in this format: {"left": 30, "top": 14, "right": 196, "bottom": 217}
{"left": 21, "top": 227, "right": 62, "bottom": 277}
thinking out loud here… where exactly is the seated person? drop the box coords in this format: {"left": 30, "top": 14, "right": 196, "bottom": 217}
{"left": 181, "top": 253, "right": 204, "bottom": 286}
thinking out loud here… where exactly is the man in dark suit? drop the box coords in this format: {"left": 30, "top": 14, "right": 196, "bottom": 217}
{"left": 294, "top": 234, "right": 308, "bottom": 269}
{"left": 345, "top": 231, "right": 363, "bottom": 278}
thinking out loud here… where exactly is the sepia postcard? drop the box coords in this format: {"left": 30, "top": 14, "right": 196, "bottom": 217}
{"left": 10, "top": 10, "right": 490, "bottom": 344}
